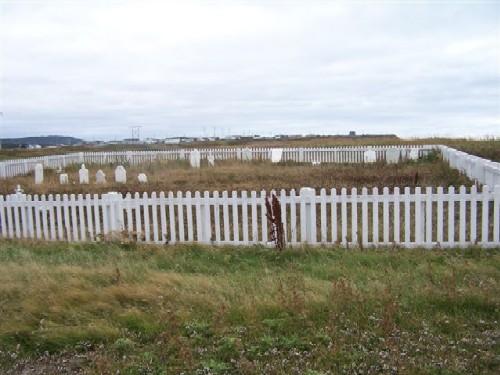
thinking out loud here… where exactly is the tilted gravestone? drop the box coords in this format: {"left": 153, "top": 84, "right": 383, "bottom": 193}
{"left": 190, "top": 149, "right": 201, "bottom": 168}
{"left": 363, "top": 150, "right": 377, "bottom": 163}
{"left": 115, "top": 166, "right": 127, "bottom": 183}
{"left": 79, "top": 164, "right": 89, "bottom": 184}
{"left": 386, "top": 149, "right": 401, "bottom": 164}
{"left": 34, "top": 163, "right": 44, "bottom": 184}
{"left": 59, "top": 173, "right": 69, "bottom": 184}
{"left": 96, "top": 170, "right": 106, "bottom": 184}
{"left": 138, "top": 173, "right": 148, "bottom": 183}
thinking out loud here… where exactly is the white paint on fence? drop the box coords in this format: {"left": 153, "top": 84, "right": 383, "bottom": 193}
{"left": 96, "top": 170, "right": 106, "bottom": 184}
{"left": 115, "top": 166, "right": 127, "bottom": 183}
{"left": 34, "top": 163, "right": 44, "bottom": 184}
{"left": 1, "top": 185, "right": 497, "bottom": 248}
{"left": 79, "top": 164, "right": 89, "bottom": 184}
{"left": 59, "top": 173, "right": 69, "bottom": 184}
{"left": 190, "top": 149, "right": 201, "bottom": 168}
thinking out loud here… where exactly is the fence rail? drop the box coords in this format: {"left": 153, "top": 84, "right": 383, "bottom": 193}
{"left": 1, "top": 186, "right": 499, "bottom": 248}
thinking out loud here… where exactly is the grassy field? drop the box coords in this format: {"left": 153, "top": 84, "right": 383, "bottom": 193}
{"left": 1, "top": 137, "right": 499, "bottom": 162}
{"left": 0, "top": 156, "right": 473, "bottom": 196}
{"left": 0, "top": 240, "right": 498, "bottom": 374}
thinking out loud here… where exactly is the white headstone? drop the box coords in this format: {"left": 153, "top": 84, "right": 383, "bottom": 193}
{"left": 363, "top": 150, "right": 377, "bottom": 163}
{"left": 179, "top": 149, "right": 185, "bottom": 160}
{"left": 190, "top": 149, "right": 201, "bottom": 168}
{"left": 312, "top": 160, "right": 321, "bottom": 166}
{"left": 242, "top": 148, "right": 252, "bottom": 161}
{"left": 115, "top": 165, "right": 127, "bottom": 183}
{"left": 15, "top": 185, "right": 24, "bottom": 194}
{"left": 138, "top": 173, "right": 148, "bottom": 183}
{"left": 96, "top": 170, "right": 106, "bottom": 184}
{"left": 79, "top": 164, "right": 89, "bottom": 184}
{"left": 34, "top": 163, "right": 44, "bottom": 185}
{"left": 236, "top": 148, "right": 242, "bottom": 160}
{"left": 59, "top": 173, "right": 69, "bottom": 185}
{"left": 207, "top": 153, "right": 215, "bottom": 167}
{"left": 386, "top": 149, "right": 400, "bottom": 164}
{"left": 271, "top": 148, "right": 283, "bottom": 163}
{"left": 408, "top": 148, "right": 419, "bottom": 160}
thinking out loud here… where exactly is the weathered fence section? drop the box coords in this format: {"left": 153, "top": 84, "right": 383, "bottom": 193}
{"left": 0, "top": 145, "right": 435, "bottom": 179}
{"left": 1, "top": 186, "right": 498, "bottom": 248}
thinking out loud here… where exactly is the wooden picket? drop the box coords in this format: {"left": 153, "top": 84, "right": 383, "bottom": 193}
{"left": 0, "top": 186, "right": 499, "bottom": 248}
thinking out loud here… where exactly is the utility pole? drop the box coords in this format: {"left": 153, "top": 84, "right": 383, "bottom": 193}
{"left": 130, "top": 126, "right": 142, "bottom": 142}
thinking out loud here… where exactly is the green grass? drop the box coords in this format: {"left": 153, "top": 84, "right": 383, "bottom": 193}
{"left": 0, "top": 240, "right": 498, "bottom": 374}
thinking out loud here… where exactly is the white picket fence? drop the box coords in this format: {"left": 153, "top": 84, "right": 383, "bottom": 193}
{"left": 439, "top": 145, "right": 500, "bottom": 188}
{"left": 0, "top": 145, "right": 434, "bottom": 179}
{"left": 1, "top": 186, "right": 499, "bottom": 248}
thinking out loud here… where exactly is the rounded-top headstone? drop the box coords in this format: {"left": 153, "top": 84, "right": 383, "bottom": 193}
{"left": 115, "top": 165, "right": 127, "bottom": 183}
{"left": 34, "top": 163, "right": 44, "bottom": 185}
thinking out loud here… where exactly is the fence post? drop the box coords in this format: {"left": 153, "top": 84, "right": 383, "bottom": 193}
{"left": 300, "top": 187, "right": 316, "bottom": 244}
{"left": 103, "top": 192, "right": 123, "bottom": 236}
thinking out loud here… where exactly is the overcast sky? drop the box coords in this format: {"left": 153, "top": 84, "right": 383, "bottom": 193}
{"left": 0, "top": 1, "right": 499, "bottom": 140}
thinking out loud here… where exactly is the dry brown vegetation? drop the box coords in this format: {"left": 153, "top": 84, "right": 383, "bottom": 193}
{"left": 0, "top": 156, "right": 473, "bottom": 196}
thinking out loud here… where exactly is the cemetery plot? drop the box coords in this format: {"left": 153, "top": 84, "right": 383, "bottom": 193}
{"left": 0, "top": 157, "right": 472, "bottom": 196}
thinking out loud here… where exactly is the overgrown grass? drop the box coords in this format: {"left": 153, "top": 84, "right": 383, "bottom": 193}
{"left": 0, "top": 240, "right": 498, "bottom": 374}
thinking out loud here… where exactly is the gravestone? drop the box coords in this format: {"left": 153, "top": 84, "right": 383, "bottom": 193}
{"left": 190, "top": 149, "right": 201, "bottom": 168}
{"left": 386, "top": 149, "right": 400, "bottom": 164}
{"left": 138, "top": 173, "right": 148, "bottom": 183}
{"left": 79, "top": 164, "right": 89, "bottom": 184}
{"left": 242, "top": 148, "right": 252, "bottom": 161}
{"left": 236, "top": 148, "right": 242, "bottom": 160}
{"left": 34, "top": 163, "right": 44, "bottom": 184}
{"left": 207, "top": 153, "right": 215, "bottom": 167}
{"left": 363, "top": 150, "right": 376, "bottom": 163}
{"left": 96, "top": 170, "right": 106, "bottom": 184}
{"left": 179, "top": 149, "right": 186, "bottom": 160}
{"left": 271, "top": 148, "right": 283, "bottom": 163}
{"left": 115, "top": 166, "right": 127, "bottom": 183}
{"left": 312, "top": 160, "right": 321, "bottom": 166}
{"left": 408, "top": 148, "right": 419, "bottom": 160}
{"left": 59, "top": 173, "right": 69, "bottom": 184}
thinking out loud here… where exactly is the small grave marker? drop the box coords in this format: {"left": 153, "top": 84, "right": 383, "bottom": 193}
{"left": 386, "top": 149, "right": 400, "bottom": 164}
{"left": 190, "top": 149, "right": 201, "bottom": 168}
{"left": 34, "top": 163, "right": 44, "bottom": 184}
{"left": 364, "top": 150, "right": 376, "bottom": 163}
{"left": 115, "top": 166, "right": 127, "bottom": 183}
{"left": 271, "top": 148, "right": 283, "bottom": 163}
{"left": 138, "top": 173, "right": 148, "bottom": 183}
{"left": 96, "top": 170, "right": 106, "bottom": 184}
{"left": 79, "top": 164, "right": 89, "bottom": 184}
{"left": 59, "top": 173, "right": 69, "bottom": 184}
